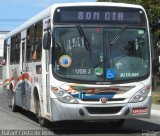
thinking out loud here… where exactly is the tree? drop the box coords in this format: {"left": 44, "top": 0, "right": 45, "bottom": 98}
{"left": 97, "top": 0, "right": 160, "bottom": 28}
{"left": 97, "top": 0, "right": 160, "bottom": 53}
{"left": 97, "top": 0, "right": 160, "bottom": 89}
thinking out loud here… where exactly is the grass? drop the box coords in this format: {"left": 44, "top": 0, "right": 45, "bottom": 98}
{"left": 152, "top": 90, "right": 160, "bottom": 104}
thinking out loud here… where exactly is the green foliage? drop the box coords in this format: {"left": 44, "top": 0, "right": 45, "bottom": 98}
{"left": 97, "top": 0, "right": 160, "bottom": 27}
{"left": 97, "top": 0, "right": 160, "bottom": 48}
{"left": 152, "top": 91, "right": 160, "bottom": 104}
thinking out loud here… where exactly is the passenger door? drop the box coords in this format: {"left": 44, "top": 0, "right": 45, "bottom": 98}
{"left": 20, "top": 30, "right": 27, "bottom": 108}
{"left": 42, "top": 17, "right": 50, "bottom": 114}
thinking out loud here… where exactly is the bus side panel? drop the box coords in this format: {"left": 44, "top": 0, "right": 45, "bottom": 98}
{"left": 3, "top": 41, "right": 11, "bottom": 99}
{"left": 9, "top": 63, "right": 23, "bottom": 107}
{"left": 25, "top": 62, "right": 42, "bottom": 113}
{"left": 2, "top": 64, "right": 11, "bottom": 99}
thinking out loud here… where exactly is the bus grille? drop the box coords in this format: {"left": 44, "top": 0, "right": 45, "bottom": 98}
{"left": 81, "top": 98, "right": 125, "bottom": 102}
{"left": 86, "top": 106, "right": 123, "bottom": 114}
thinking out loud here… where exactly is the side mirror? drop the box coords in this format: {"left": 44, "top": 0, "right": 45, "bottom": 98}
{"left": 43, "top": 32, "right": 51, "bottom": 50}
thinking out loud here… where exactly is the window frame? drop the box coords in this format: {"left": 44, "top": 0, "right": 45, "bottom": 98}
{"left": 10, "top": 33, "right": 21, "bottom": 64}
{"left": 26, "top": 21, "right": 43, "bottom": 62}
{"left": 3, "top": 40, "right": 7, "bottom": 65}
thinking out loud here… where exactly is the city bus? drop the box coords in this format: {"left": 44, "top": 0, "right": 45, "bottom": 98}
{"left": 3, "top": 2, "right": 152, "bottom": 127}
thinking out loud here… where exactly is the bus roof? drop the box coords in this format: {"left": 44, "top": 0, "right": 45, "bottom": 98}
{"left": 5, "top": 2, "right": 144, "bottom": 39}
{"left": 5, "top": 6, "right": 51, "bottom": 39}
{"left": 53, "top": 2, "right": 143, "bottom": 9}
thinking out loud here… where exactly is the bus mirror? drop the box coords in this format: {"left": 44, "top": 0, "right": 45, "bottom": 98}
{"left": 43, "top": 32, "right": 51, "bottom": 50}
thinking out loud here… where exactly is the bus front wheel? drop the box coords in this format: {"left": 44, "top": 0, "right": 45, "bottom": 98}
{"left": 37, "top": 100, "right": 48, "bottom": 127}
{"left": 11, "top": 93, "right": 18, "bottom": 112}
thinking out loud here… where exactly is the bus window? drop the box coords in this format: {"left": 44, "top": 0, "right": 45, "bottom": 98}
{"left": 10, "top": 37, "right": 15, "bottom": 64}
{"left": 3, "top": 40, "right": 7, "bottom": 65}
{"left": 27, "top": 22, "right": 43, "bottom": 62}
{"left": 14, "top": 34, "right": 21, "bottom": 64}
{"left": 27, "top": 26, "right": 35, "bottom": 62}
{"left": 33, "top": 22, "right": 43, "bottom": 61}
{"left": 10, "top": 34, "right": 21, "bottom": 64}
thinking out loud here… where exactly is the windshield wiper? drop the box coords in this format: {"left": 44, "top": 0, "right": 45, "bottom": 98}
{"left": 76, "top": 25, "right": 91, "bottom": 50}
{"left": 110, "top": 26, "right": 128, "bottom": 46}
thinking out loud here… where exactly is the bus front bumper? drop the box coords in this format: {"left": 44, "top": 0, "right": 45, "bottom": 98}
{"left": 50, "top": 97, "right": 151, "bottom": 122}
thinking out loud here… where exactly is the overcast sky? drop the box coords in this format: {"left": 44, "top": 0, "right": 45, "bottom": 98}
{"left": 0, "top": 0, "right": 95, "bottom": 31}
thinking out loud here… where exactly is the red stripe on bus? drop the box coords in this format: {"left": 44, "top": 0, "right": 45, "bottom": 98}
{"left": 17, "top": 73, "right": 32, "bottom": 83}
{"left": 9, "top": 76, "right": 14, "bottom": 83}
{"left": 2, "top": 79, "right": 10, "bottom": 85}
{"left": 3, "top": 73, "right": 32, "bottom": 89}
{"left": 13, "top": 73, "right": 32, "bottom": 89}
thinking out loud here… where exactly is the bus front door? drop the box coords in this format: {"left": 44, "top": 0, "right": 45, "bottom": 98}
{"left": 20, "top": 30, "right": 27, "bottom": 108}
{"left": 21, "top": 40, "right": 26, "bottom": 108}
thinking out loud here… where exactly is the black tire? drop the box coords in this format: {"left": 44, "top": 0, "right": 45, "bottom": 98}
{"left": 37, "top": 100, "right": 48, "bottom": 127}
{"left": 39, "top": 115, "right": 48, "bottom": 127}
{"left": 109, "top": 119, "right": 125, "bottom": 127}
{"left": 11, "top": 93, "right": 18, "bottom": 112}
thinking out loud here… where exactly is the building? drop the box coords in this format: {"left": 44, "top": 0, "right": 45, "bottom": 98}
{"left": 0, "top": 31, "right": 9, "bottom": 80}
{"left": 0, "top": 31, "right": 9, "bottom": 58}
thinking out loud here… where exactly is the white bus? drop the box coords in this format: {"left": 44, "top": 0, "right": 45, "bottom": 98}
{"left": 3, "top": 2, "right": 152, "bottom": 127}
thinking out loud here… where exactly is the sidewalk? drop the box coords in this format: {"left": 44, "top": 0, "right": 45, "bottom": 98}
{"left": 151, "top": 104, "right": 160, "bottom": 117}
{"left": 152, "top": 104, "right": 160, "bottom": 111}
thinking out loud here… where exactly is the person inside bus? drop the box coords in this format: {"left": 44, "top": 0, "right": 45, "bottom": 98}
{"left": 113, "top": 37, "right": 146, "bottom": 72}
{"left": 123, "top": 37, "right": 144, "bottom": 57}
{"left": 32, "top": 50, "right": 37, "bottom": 60}
{"left": 32, "top": 45, "right": 42, "bottom": 61}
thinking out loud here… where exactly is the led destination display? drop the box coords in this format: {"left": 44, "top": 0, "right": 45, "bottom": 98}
{"left": 54, "top": 6, "right": 146, "bottom": 24}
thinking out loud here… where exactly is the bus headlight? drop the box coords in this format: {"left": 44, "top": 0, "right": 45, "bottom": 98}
{"left": 51, "top": 87, "right": 78, "bottom": 104}
{"left": 129, "top": 88, "right": 150, "bottom": 103}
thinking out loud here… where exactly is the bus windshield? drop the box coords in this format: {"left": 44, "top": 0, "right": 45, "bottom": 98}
{"left": 52, "top": 26, "right": 150, "bottom": 83}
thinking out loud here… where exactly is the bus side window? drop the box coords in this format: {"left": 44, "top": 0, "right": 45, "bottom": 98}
{"left": 10, "top": 34, "right": 21, "bottom": 64}
{"left": 27, "top": 26, "right": 35, "bottom": 62}
{"left": 33, "top": 22, "right": 43, "bottom": 61}
{"left": 14, "top": 34, "right": 21, "bottom": 64}
{"left": 10, "top": 36, "right": 16, "bottom": 64}
{"left": 3, "top": 40, "right": 7, "bottom": 65}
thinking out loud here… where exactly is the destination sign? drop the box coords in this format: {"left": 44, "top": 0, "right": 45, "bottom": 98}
{"left": 77, "top": 11, "right": 124, "bottom": 21}
{"left": 54, "top": 6, "right": 146, "bottom": 24}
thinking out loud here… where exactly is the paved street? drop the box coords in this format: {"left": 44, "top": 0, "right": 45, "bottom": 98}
{"left": 0, "top": 85, "right": 159, "bottom": 136}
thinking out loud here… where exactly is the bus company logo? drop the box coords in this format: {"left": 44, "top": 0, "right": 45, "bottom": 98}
{"left": 101, "top": 97, "right": 107, "bottom": 104}
{"left": 59, "top": 55, "right": 72, "bottom": 68}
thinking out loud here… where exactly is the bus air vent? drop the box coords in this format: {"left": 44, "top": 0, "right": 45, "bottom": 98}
{"left": 86, "top": 106, "right": 123, "bottom": 114}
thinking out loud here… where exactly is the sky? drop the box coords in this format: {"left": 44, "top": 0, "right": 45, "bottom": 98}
{"left": 0, "top": 0, "right": 95, "bottom": 31}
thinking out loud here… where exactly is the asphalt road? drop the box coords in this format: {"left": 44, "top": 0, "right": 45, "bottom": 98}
{"left": 0, "top": 85, "right": 159, "bottom": 136}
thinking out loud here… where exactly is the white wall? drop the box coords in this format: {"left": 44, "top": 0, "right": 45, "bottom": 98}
{"left": 0, "top": 32, "right": 9, "bottom": 57}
